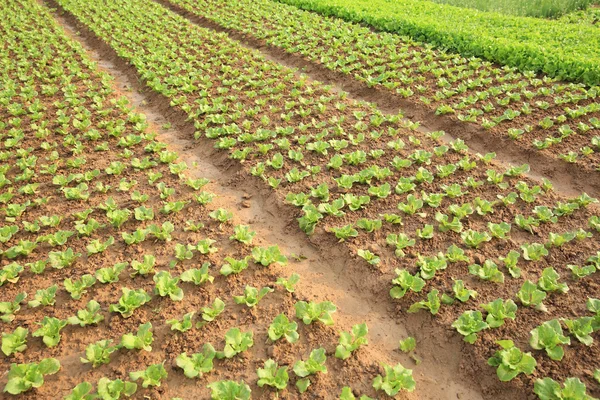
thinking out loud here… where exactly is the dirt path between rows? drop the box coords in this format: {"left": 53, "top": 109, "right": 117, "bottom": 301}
{"left": 154, "top": 0, "right": 600, "bottom": 201}
{"left": 42, "top": 1, "right": 530, "bottom": 398}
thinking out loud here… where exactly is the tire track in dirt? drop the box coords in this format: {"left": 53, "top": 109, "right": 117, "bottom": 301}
{"left": 40, "top": 1, "right": 522, "bottom": 399}
{"left": 155, "top": 0, "right": 600, "bottom": 200}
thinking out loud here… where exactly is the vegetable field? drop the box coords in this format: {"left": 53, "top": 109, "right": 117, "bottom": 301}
{"left": 1, "top": 0, "right": 599, "bottom": 399}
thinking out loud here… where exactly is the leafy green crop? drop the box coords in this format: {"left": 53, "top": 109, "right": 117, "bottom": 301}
{"left": 3, "top": 358, "right": 60, "bottom": 394}
{"left": 33, "top": 316, "right": 68, "bottom": 347}
{"left": 252, "top": 245, "right": 287, "bottom": 266}
{"left": 390, "top": 269, "right": 425, "bottom": 299}
{"left": 120, "top": 322, "right": 153, "bottom": 351}
{"left": 207, "top": 380, "right": 251, "bottom": 400}
{"left": 67, "top": 300, "right": 104, "bottom": 327}
{"left": 233, "top": 285, "right": 273, "bottom": 307}
{"left": 452, "top": 310, "right": 489, "bottom": 343}
{"left": 176, "top": 343, "right": 216, "bottom": 378}
{"left": 335, "top": 323, "right": 368, "bottom": 360}
{"left": 109, "top": 288, "right": 151, "bottom": 318}
{"left": 529, "top": 319, "right": 571, "bottom": 360}
{"left": 217, "top": 328, "right": 254, "bottom": 359}
{"left": 408, "top": 289, "right": 441, "bottom": 315}
{"left": 295, "top": 301, "right": 337, "bottom": 325}
{"left": 97, "top": 378, "right": 137, "bottom": 400}
{"left": 268, "top": 314, "right": 299, "bottom": 343}
{"left": 81, "top": 339, "right": 119, "bottom": 367}
{"left": 153, "top": 270, "right": 184, "bottom": 301}
{"left": 2, "top": 327, "right": 28, "bottom": 356}
{"left": 129, "top": 363, "right": 167, "bottom": 388}
{"left": 372, "top": 363, "right": 415, "bottom": 395}
{"left": 534, "top": 377, "right": 594, "bottom": 400}
{"left": 481, "top": 299, "right": 517, "bottom": 328}
{"left": 293, "top": 348, "right": 327, "bottom": 393}
{"left": 257, "top": 359, "right": 289, "bottom": 390}
{"left": 487, "top": 340, "right": 536, "bottom": 381}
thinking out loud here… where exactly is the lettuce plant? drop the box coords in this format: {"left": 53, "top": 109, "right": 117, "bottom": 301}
{"left": 468, "top": 260, "right": 504, "bottom": 283}
{"left": 64, "top": 274, "right": 96, "bottom": 299}
{"left": 521, "top": 242, "right": 548, "bottom": 261}
{"left": 230, "top": 225, "right": 256, "bottom": 245}
{"left": 461, "top": 229, "right": 491, "bottom": 248}
{"left": 67, "top": 300, "right": 104, "bottom": 327}
{"left": 293, "top": 348, "right": 327, "bottom": 393}
{"left": 268, "top": 314, "right": 299, "bottom": 344}
{"left": 233, "top": 285, "right": 273, "bottom": 307}
{"left": 217, "top": 328, "right": 254, "bottom": 359}
{"left": 568, "top": 264, "right": 596, "bottom": 279}
{"left": 46, "top": 247, "right": 79, "bottom": 269}
{"left": 276, "top": 273, "right": 300, "bottom": 293}
{"left": 587, "top": 298, "right": 600, "bottom": 331}
{"left": 451, "top": 310, "right": 488, "bottom": 343}
{"left": 96, "top": 262, "right": 127, "bottom": 284}
{"left": 537, "top": 267, "right": 569, "bottom": 294}
{"left": 109, "top": 288, "right": 151, "bottom": 318}
{"left": 97, "top": 378, "right": 137, "bottom": 400}
{"left": 175, "top": 343, "right": 216, "bottom": 378}
{"left": 28, "top": 284, "right": 58, "bottom": 308}
{"left": 408, "top": 289, "right": 441, "bottom": 315}
{"left": 64, "top": 382, "right": 95, "bottom": 400}
{"left": 563, "top": 317, "right": 594, "bottom": 346}
{"left": 335, "top": 323, "right": 368, "bottom": 360}
{"left": 499, "top": 250, "right": 521, "bottom": 278}
{"left": 481, "top": 299, "right": 517, "bottom": 328}
{"left": 167, "top": 311, "right": 195, "bottom": 332}
{"left": 399, "top": 337, "right": 416, "bottom": 353}
{"left": 209, "top": 208, "right": 233, "bottom": 224}
{"left": 534, "top": 377, "right": 593, "bottom": 400}
{"left": 517, "top": 281, "right": 547, "bottom": 311}
{"left": 86, "top": 236, "right": 115, "bottom": 255}
{"left": 153, "top": 270, "right": 183, "bottom": 301}
{"left": 452, "top": 279, "right": 477, "bottom": 302}
{"left": 180, "top": 263, "right": 213, "bottom": 285}
{"left": 529, "top": 319, "right": 571, "bottom": 360}
{"left": 390, "top": 269, "right": 425, "bottom": 299}
{"left": 339, "top": 386, "right": 374, "bottom": 400}
{"left": 417, "top": 254, "right": 447, "bottom": 280}
{"left": 33, "top": 316, "right": 67, "bottom": 347}
{"left": 385, "top": 233, "right": 415, "bottom": 258}
{"left": 2, "top": 326, "right": 28, "bottom": 356}
{"left": 445, "top": 245, "right": 469, "bottom": 263}
{"left": 120, "top": 322, "right": 153, "bottom": 351}
{"left": 357, "top": 249, "right": 380, "bottom": 265}
{"left": 207, "top": 380, "right": 251, "bottom": 400}
{"left": 295, "top": 301, "right": 337, "bottom": 325}
{"left": 129, "top": 363, "right": 167, "bottom": 388}
{"left": 252, "top": 245, "right": 287, "bottom": 267}
{"left": 3, "top": 358, "right": 60, "bottom": 395}
{"left": 487, "top": 340, "right": 536, "bottom": 381}
{"left": 372, "top": 363, "right": 415, "bottom": 395}
{"left": 200, "top": 298, "right": 225, "bottom": 323}
{"left": 257, "top": 359, "right": 289, "bottom": 390}
{"left": 220, "top": 256, "right": 250, "bottom": 276}
{"left": 81, "top": 339, "right": 118, "bottom": 367}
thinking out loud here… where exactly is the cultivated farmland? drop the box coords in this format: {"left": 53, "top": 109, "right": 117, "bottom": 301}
{"left": 1, "top": 0, "right": 600, "bottom": 399}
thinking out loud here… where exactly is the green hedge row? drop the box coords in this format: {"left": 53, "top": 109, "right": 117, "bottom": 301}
{"left": 276, "top": 0, "right": 600, "bottom": 86}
